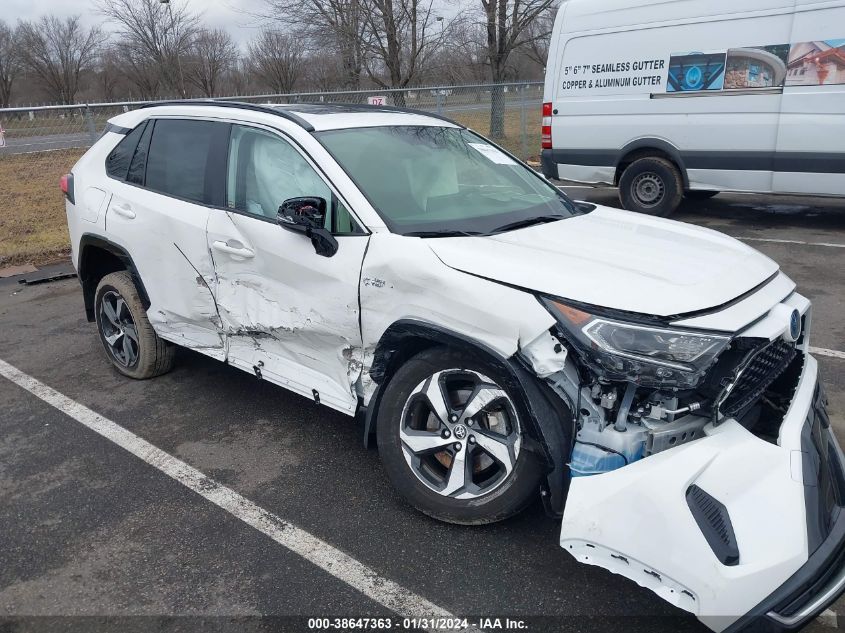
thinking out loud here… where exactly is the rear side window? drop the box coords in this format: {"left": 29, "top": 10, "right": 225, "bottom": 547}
{"left": 105, "top": 122, "right": 147, "bottom": 180}
{"left": 145, "top": 119, "right": 228, "bottom": 205}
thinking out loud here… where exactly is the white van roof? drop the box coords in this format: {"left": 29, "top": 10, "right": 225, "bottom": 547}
{"left": 559, "top": 0, "right": 794, "bottom": 33}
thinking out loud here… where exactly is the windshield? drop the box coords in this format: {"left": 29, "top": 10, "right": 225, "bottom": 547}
{"left": 316, "top": 126, "right": 585, "bottom": 236}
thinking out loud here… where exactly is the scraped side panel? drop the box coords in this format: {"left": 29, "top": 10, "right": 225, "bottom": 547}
{"left": 358, "top": 233, "right": 557, "bottom": 403}
{"left": 104, "top": 183, "right": 225, "bottom": 359}
{"left": 208, "top": 210, "right": 368, "bottom": 414}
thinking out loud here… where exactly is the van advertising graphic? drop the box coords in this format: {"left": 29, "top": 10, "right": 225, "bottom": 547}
{"left": 560, "top": 38, "right": 845, "bottom": 95}
{"left": 667, "top": 52, "right": 726, "bottom": 92}
{"left": 724, "top": 45, "right": 789, "bottom": 89}
{"left": 787, "top": 40, "right": 845, "bottom": 86}
{"left": 559, "top": 57, "right": 668, "bottom": 95}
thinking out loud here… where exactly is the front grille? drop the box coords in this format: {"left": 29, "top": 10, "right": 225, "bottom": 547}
{"left": 718, "top": 339, "right": 798, "bottom": 419}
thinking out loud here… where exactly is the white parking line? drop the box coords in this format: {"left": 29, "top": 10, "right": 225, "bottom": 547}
{"left": 812, "top": 347, "right": 845, "bottom": 360}
{"left": 0, "top": 358, "right": 477, "bottom": 633}
{"left": 738, "top": 237, "right": 845, "bottom": 249}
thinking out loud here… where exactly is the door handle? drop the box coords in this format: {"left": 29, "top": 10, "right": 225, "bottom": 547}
{"left": 212, "top": 240, "right": 255, "bottom": 259}
{"left": 112, "top": 202, "right": 136, "bottom": 219}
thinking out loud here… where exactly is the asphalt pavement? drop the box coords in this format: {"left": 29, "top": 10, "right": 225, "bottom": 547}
{"left": 0, "top": 189, "right": 843, "bottom": 633}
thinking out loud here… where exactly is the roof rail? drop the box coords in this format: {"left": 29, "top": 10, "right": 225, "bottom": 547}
{"left": 278, "top": 102, "right": 463, "bottom": 127}
{"left": 136, "top": 99, "right": 315, "bottom": 132}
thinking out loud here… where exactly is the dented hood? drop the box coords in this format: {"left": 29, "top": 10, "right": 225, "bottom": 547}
{"left": 426, "top": 206, "right": 779, "bottom": 317}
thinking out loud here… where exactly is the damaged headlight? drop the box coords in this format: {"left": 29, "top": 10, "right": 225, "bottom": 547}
{"left": 542, "top": 299, "right": 730, "bottom": 388}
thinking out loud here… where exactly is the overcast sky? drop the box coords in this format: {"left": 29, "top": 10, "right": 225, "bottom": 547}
{"left": 6, "top": 0, "right": 270, "bottom": 46}
{"left": 5, "top": 0, "right": 470, "bottom": 48}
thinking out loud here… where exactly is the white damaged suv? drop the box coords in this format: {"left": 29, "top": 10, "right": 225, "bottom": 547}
{"left": 64, "top": 101, "right": 844, "bottom": 632}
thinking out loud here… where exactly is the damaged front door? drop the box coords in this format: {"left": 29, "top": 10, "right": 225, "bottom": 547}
{"left": 207, "top": 123, "right": 369, "bottom": 414}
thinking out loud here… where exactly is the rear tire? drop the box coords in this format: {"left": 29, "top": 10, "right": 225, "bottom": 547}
{"left": 619, "top": 156, "right": 683, "bottom": 217}
{"left": 94, "top": 271, "right": 175, "bottom": 379}
{"left": 376, "top": 347, "right": 541, "bottom": 525}
{"left": 685, "top": 190, "right": 719, "bottom": 200}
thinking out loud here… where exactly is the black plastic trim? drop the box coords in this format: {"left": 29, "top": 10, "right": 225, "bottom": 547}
{"left": 686, "top": 484, "right": 740, "bottom": 566}
{"left": 104, "top": 122, "right": 131, "bottom": 135}
{"left": 801, "top": 384, "right": 843, "bottom": 556}
{"left": 723, "top": 385, "right": 845, "bottom": 633}
{"left": 78, "top": 234, "right": 150, "bottom": 322}
{"left": 543, "top": 147, "right": 845, "bottom": 175}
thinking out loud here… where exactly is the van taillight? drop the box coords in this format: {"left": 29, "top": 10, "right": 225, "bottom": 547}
{"left": 542, "top": 102, "right": 553, "bottom": 150}
{"left": 60, "top": 173, "right": 75, "bottom": 204}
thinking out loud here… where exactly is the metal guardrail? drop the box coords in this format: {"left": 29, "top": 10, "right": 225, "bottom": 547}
{"left": 0, "top": 81, "right": 544, "bottom": 162}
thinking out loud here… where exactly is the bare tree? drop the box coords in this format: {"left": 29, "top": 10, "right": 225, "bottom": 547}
{"left": 429, "top": 17, "right": 487, "bottom": 85}
{"left": 17, "top": 16, "right": 101, "bottom": 104}
{"left": 186, "top": 28, "right": 237, "bottom": 97}
{"left": 118, "top": 43, "right": 163, "bottom": 100}
{"left": 362, "top": 0, "right": 447, "bottom": 100}
{"left": 0, "top": 20, "right": 20, "bottom": 107}
{"left": 479, "top": 0, "right": 554, "bottom": 137}
{"left": 257, "top": 0, "right": 367, "bottom": 90}
{"left": 520, "top": 3, "right": 556, "bottom": 69}
{"left": 304, "top": 51, "right": 348, "bottom": 92}
{"left": 97, "top": 0, "right": 200, "bottom": 98}
{"left": 247, "top": 30, "right": 303, "bottom": 95}
{"left": 224, "top": 57, "right": 252, "bottom": 97}
{"left": 96, "top": 44, "right": 124, "bottom": 102}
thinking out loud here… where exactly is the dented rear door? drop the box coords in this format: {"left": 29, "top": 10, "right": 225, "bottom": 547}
{"left": 207, "top": 123, "right": 369, "bottom": 414}
{"left": 104, "top": 118, "right": 228, "bottom": 358}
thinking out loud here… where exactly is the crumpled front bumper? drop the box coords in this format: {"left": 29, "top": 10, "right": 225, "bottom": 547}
{"left": 560, "top": 354, "right": 845, "bottom": 632}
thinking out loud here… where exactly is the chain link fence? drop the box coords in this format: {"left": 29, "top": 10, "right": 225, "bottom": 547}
{"left": 0, "top": 82, "right": 543, "bottom": 266}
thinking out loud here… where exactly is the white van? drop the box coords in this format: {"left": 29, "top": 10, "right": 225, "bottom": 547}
{"left": 542, "top": 0, "right": 845, "bottom": 216}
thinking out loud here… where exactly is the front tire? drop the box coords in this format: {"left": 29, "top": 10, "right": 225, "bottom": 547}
{"left": 94, "top": 271, "right": 175, "bottom": 379}
{"left": 619, "top": 156, "right": 683, "bottom": 217}
{"left": 376, "top": 348, "right": 541, "bottom": 525}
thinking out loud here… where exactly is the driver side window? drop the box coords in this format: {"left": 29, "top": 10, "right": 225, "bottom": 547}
{"left": 226, "top": 125, "right": 358, "bottom": 233}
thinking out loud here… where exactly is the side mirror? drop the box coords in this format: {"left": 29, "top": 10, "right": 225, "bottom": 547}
{"left": 277, "top": 197, "right": 338, "bottom": 258}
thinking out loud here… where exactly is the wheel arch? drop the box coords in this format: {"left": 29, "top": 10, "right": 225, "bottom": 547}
{"left": 78, "top": 234, "right": 150, "bottom": 322}
{"left": 615, "top": 138, "right": 689, "bottom": 189}
{"left": 364, "top": 319, "right": 574, "bottom": 516}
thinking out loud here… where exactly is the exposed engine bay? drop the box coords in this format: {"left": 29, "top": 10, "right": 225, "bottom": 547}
{"left": 531, "top": 298, "right": 806, "bottom": 477}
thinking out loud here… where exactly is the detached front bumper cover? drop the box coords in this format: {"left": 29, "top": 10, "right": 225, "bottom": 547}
{"left": 560, "top": 356, "right": 845, "bottom": 633}
{"left": 728, "top": 383, "right": 845, "bottom": 633}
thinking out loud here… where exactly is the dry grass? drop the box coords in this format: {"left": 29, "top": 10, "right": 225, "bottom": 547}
{"left": 450, "top": 108, "right": 542, "bottom": 162}
{"left": 0, "top": 148, "right": 84, "bottom": 266}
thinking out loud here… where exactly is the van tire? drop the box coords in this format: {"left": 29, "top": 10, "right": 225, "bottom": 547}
{"left": 94, "top": 271, "right": 175, "bottom": 379}
{"left": 685, "top": 190, "right": 719, "bottom": 200}
{"left": 619, "top": 157, "right": 683, "bottom": 217}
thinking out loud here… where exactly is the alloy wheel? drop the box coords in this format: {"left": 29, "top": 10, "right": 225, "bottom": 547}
{"left": 99, "top": 290, "right": 140, "bottom": 368}
{"left": 399, "top": 369, "right": 521, "bottom": 499}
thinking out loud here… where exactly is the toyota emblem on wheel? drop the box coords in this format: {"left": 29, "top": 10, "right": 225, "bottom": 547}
{"left": 453, "top": 424, "right": 468, "bottom": 440}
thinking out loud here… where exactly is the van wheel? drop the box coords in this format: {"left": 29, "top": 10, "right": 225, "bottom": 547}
{"left": 376, "top": 347, "right": 541, "bottom": 525}
{"left": 685, "top": 190, "right": 719, "bottom": 200}
{"left": 94, "top": 271, "right": 175, "bottom": 379}
{"left": 619, "top": 157, "right": 683, "bottom": 217}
